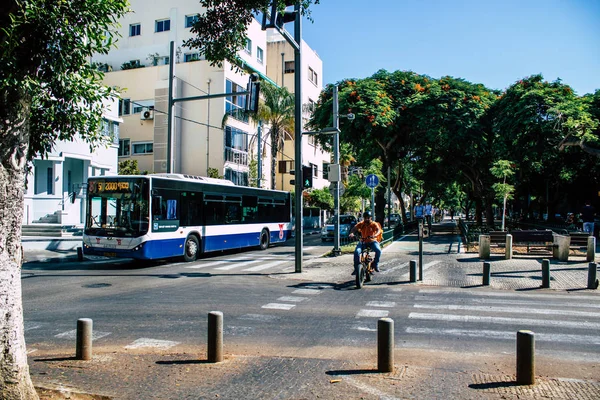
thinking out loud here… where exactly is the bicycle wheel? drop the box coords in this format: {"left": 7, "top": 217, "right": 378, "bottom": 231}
{"left": 365, "top": 264, "right": 372, "bottom": 282}
{"left": 355, "top": 264, "right": 365, "bottom": 289}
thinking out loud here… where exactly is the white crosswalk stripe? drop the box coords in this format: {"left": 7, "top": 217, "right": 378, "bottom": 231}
{"left": 413, "top": 304, "right": 600, "bottom": 318}
{"left": 409, "top": 312, "right": 600, "bottom": 330}
{"left": 243, "top": 260, "right": 288, "bottom": 272}
{"left": 406, "top": 327, "right": 600, "bottom": 345}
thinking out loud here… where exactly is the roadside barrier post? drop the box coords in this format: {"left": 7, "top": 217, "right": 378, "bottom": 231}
{"left": 479, "top": 235, "right": 490, "bottom": 259}
{"left": 505, "top": 234, "right": 513, "bottom": 260}
{"left": 76, "top": 318, "right": 93, "bottom": 360}
{"left": 77, "top": 247, "right": 84, "bottom": 261}
{"left": 516, "top": 330, "right": 535, "bottom": 385}
{"left": 409, "top": 260, "right": 417, "bottom": 283}
{"left": 483, "top": 262, "right": 491, "bottom": 286}
{"left": 588, "top": 262, "right": 598, "bottom": 290}
{"left": 587, "top": 236, "right": 596, "bottom": 262}
{"left": 418, "top": 220, "right": 423, "bottom": 281}
{"left": 377, "top": 318, "right": 394, "bottom": 373}
{"left": 541, "top": 259, "right": 550, "bottom": 288}
{"left": 208, "top": 311, "right": 223, "bottom": 363}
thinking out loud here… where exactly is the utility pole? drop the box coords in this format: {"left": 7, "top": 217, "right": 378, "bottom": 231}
{"left": 332, "top": 86, "right": 341, "bottom": 256}
{"left": 293, "top": 1, "right": 303, "bottom": 273}
{"left": 257, "top": 120, "right": 262, "bottom": 188}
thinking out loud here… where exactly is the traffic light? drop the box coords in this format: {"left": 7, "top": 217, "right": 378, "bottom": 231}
{"left": 245, "top": 73, "right": 260, "bottom": 113}
{"left": 302, "top": 165, "right": 313, "bottom": 190}
{"left": 261, "top": 1, "right": 297, "bottom": 30}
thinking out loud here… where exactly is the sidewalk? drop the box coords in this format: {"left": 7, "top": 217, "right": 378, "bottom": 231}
{"left": 27, "top": 221, "right": 600, "bottom": 399}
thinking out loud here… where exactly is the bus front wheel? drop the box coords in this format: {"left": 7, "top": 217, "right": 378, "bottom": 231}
{"left": 259, "top": 229, "right": 270, "bottom": 250}
{"left": 184, "top": 235, "right": 199, "bottom": 262}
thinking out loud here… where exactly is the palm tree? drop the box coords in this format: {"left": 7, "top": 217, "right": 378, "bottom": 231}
{"left": 254, "top": 83, "right": 295, "bottom": 190}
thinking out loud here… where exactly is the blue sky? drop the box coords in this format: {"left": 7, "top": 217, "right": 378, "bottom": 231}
{"left": 301, "top": 0, "right": 600, "bottom": 95}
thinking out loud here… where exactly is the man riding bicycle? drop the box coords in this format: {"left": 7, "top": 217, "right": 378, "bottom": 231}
{"left": 349, "top": 211, "right": 383, "bottom": 273}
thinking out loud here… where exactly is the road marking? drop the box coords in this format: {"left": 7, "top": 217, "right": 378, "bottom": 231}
{"left": 408, "top": 312, "right": 600, "bottom": 330}
{"left": 277, "top": 296, "right": 307, "bottom": 302}
{"left": 238, "top": 314, "right": 280, "bottom": 321}
{"left": 185, "top": 260, "right": 229, "bottom": 269}
{"left": 24, "top": 322, "right": 42, "bottom": 331}
{"left": 413, "top": 303, "right": 600, "bottom": 318}
{"left": 366, "top": 301, "right": 396, "bottom": 308}
{"left": 417, "top": 295, "right": 600, "bottom": 309}
{"left": 353, "top": 326, "right": 377, "bottom": 332}
{"left": 262, "top": 303, "right": 296, "bottom": 310}
{"left": 292, "top": 289, "right": 322, "bottom": 295}
{"left": 55, "top": 329, "right": 111, "bottom": 341}
{"left": 243, "top": 260, "right": 288, "bottom": 272}
{"left": 356, "top": 309, "right": 389, "bottom": 318}
{"left": 405, "top": 327, "right": 600, "bottom": 345}
{"left": 379, "top": 262, "right": 408, "bottom": 275}
{"left": 303, "top": 247, "right": 315, "bottom": 251}
{"left": 418, "top": 288, "right": 600, "bottom": 302}
{"left": 124, "top": 338, "right": 179, "bottom": 349}
{"left": 214, "top": 258, "right": 256, "bottom": 270}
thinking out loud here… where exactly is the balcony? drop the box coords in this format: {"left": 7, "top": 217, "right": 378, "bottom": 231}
{"left": 224, "top": 147, "right": 249, "bottom": 166}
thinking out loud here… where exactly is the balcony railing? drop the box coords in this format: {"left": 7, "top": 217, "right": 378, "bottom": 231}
{"left": 224, "top": 147, "right": 249, "bottom": 166}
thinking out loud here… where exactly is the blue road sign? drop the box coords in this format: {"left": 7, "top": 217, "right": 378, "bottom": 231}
{"left": 365, "top": 174, "right": 379, "bottom": 188}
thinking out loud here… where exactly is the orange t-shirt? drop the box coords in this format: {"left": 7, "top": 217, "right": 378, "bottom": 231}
{"left": 355, "top": 220, "right": 382, "bottom": 243}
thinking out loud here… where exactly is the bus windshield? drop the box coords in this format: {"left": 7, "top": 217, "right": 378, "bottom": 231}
{"left": 85, "top": 178, "right": 149, "bottom": 237}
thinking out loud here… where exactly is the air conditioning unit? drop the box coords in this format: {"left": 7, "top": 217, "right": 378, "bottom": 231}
{"left": 140, "top": 107, "right": 154, "bottom": 120}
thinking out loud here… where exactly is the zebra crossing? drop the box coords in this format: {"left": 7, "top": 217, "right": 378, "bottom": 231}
{"left": 183, "top": 250, "right": 316, "bottom": 273}
{"left": 353, "top": 288, "right": 600, "bottom": 356}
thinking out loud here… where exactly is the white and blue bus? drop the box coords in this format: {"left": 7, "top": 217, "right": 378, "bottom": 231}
{"left": 82, "top": 174, "right": 292, "bottom": 261}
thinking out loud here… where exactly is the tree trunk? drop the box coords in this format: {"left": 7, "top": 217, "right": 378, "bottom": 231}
{"left": 0, "top": 106, "right": 39, "bottom": 398}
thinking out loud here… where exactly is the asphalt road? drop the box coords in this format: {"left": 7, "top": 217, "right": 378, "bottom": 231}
{"left": 21, "top": 235, "right": 600, "bottom": 365}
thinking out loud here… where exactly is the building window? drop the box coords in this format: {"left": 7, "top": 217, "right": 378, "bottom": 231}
{"left": 257, "top": 47, "right": 264, "bottom": 64}
{"left": 47, "top": 167, "right": 53, "bottom": 195}
{"left": 132, "top": 142, "right": 153, "bottom": 155}
{"left": 284, "top": 61, "right": 295, "bottom": 73}
{"left": 278, "top": 160, "right": 294, "bottom": 173}
{"left": 185, "top": 14, "right": 198, "bottom": 28}
{"left": 308, "top": 67, "right": 318, "bottom": 85}
{"left": 118, "top": 139, "right": 130, "bottom": 157}
{"left": 129, "top": 23, "right": 141, "bottom": 37}
{"left": 184, "top": 53, "right": 200, "bottom": 62}
{"left": 155, "top": 19, "right": 170, "bottom": 33}
{"left": 244, "top": 38, "right": 252, "bottom": 55}
{"left": 118, "top": 98, "right": 131, "bottom": 116}
{"left": 322, "top": 163, "right": 329, "bottom": 180}
{"left": 132, "top": 102, "right": 154, "bottom": 114}
{"left": 310, "top": 163, "right": 318, "bottom": 178}
{"left": 224, "top": 126, "right": 248, "bottom": 152}
{"left": 224, "top": 168, "right": 249, "bottom": 186}
{"left": 225, "top": 79, "right": 247, "bottom": 122}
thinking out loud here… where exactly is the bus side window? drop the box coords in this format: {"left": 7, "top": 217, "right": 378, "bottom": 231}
{"left": 152, "top": 196, "right": 162, "bottom": 220}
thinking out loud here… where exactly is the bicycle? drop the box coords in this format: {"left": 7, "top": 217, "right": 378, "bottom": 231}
{"left": 355, "top": 237, "right": 376, "bottom": 289}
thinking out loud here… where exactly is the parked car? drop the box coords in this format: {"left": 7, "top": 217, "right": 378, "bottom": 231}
{"left": 321, "top": 215, "right": 358, "bottom": 242}
{"left": 388, "top": 213, "right": 401, "bottom": 226}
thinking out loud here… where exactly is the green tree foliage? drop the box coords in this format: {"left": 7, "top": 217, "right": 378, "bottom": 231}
{"left": 119, "top": 160, "right": 141, "bottom": 175}
{"left": 0, "top": 1, "right": 128, "bottom": 398}
{"left": 255, "top": 83, "right": 295, "bottom": 189}
{"left": 207, "top": 167, "right": 224, "bottom": 179}
{"left": 305, "top": 187, "right": 333, "bottom": 211}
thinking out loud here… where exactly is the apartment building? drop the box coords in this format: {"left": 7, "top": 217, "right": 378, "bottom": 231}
{"left": 22, "top": 98, "right": 121, "bottom": 228}
{"left": 266, "top": 30, "right": 330, "bottom": 192}
{"left": 94, "top": 0, "right": 330, "bottom": 191}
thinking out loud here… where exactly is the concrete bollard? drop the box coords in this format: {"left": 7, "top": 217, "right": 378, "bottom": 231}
{"left": 76, "top": 318, "right": 93, "bottom": 360}
{"left": 587, "top": 236, "right": 596, "bottom": 263}
{"left": 516, "top": 330, "right": 535, "bottom": 385}
{"left": 483, "top": 262, "right": 491, "bottom": 286}
{"left": 377, "top": 318, "right": 394, "bottom": 373}
{"left": 409, "top": 260, "right": 417, "bottom": 283}
{"left": 552, "top": 234, "right": 570, "bottom": 262}
{"left": 479, "top": 235, "right": 491, "bottom": 259}
{"left": 588, "top": 262, "right": 598, "bottom": 290}
{"left": 505, "top": 234, "right": 513, "bottom": 260}
{"left": 77, "top": 247, "right": 84, "bottom": 261}
{"left": 541, "top": 259, "right": 550, "bottom": 288}
{"left": 208, "top": 311, "right": 223, "bottom": 363}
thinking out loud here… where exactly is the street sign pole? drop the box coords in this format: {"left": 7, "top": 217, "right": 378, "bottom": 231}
{"left": 332, "top": 86, "right": 341, "bottom": 256}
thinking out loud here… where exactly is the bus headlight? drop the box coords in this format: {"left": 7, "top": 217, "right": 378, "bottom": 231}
{"left": 133, "top": 242, "right": 144, "bottom": 251}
